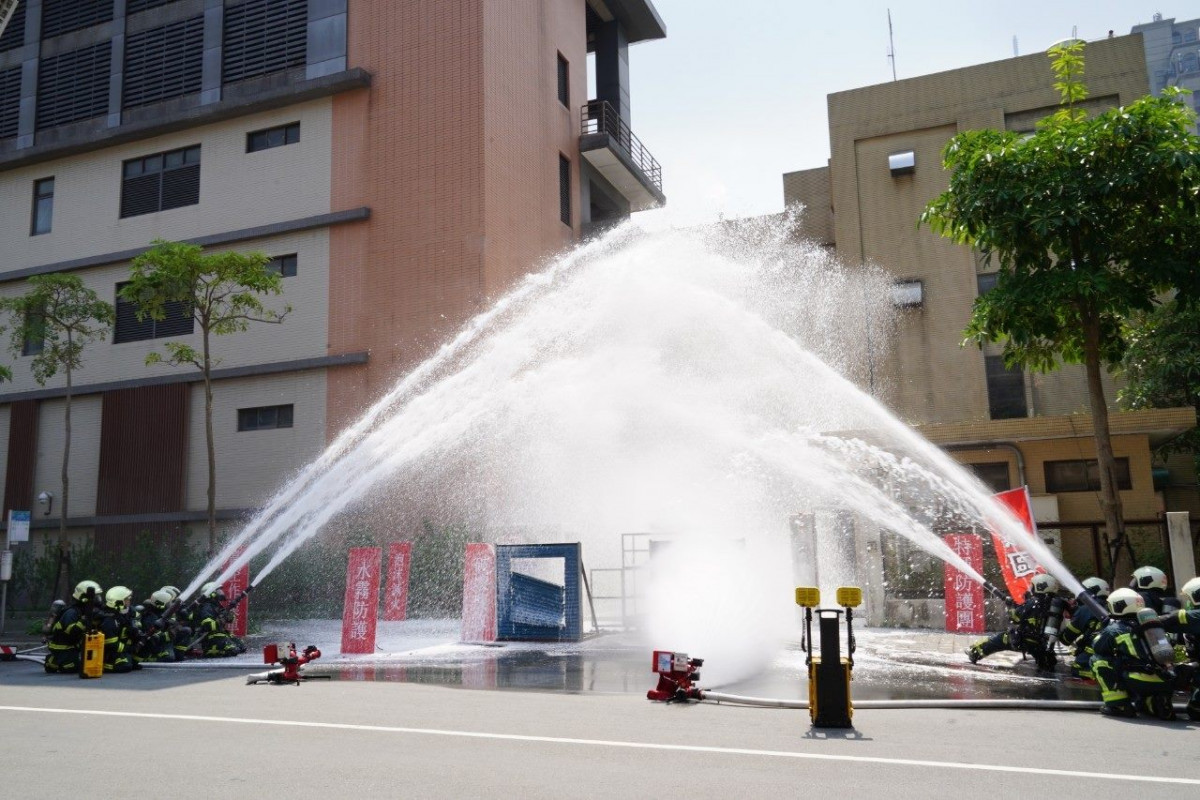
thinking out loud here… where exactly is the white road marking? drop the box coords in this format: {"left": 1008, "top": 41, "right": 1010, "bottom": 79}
{"left": 1, "top": 704, "right": 1195, "bottom": 785}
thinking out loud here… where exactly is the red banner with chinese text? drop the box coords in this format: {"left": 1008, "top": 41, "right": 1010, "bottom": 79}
{"left": 220, "top": 550, "right": 249, "bottom": 638}
{"left": 383, "top": 542, "right": 412, "bottom": 622}
{"left": 990, "top": 487, "right": 1040, "bottom": 604}
{"left": 461, "top": 543, "right": 496, "bottom": 643}
{"left": 340, "top": 547, "right": 381, "bottom": 654}
{"left": 944, "top": 533, "right": 985, "bottom": 634}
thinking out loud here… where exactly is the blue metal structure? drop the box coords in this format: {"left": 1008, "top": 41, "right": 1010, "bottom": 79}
{"left": 496, "top": 543, "right": 582, "bottom": 642}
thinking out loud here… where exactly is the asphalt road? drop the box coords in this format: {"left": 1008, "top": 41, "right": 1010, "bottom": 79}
{"left": 2, "top": 661, "right": 1198, "bottom": 798}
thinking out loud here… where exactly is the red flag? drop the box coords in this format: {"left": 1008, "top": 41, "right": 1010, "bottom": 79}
{"left": 340, "top": 547, "right": 381, "bottom": 654}
{"left": 220, "top": 548, "right": 249, "bottom": 638}
{"left": 461, "top": 543, "right": 496, "bottom": 643}
{"left": 944, "top": 533, "right": 985, "bottom": 634}
{"left": 990, "top": 487, "right": 1041, "bottom": 604}
{"left": 383, "top": 542, "right": 412, "bottom": 622}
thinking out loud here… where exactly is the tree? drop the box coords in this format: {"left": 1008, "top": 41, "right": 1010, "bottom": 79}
{"left": 920, "top": 42, "right": 1200, "bottom": 579}
{"left": 124, "top": 240, "right": 290, "bottom": 557}
{"left": 1120, "top": 300, "right": 1200, "bottom": 470}
{"left": 0, "top": 274, "right": 114, "bottom": 590}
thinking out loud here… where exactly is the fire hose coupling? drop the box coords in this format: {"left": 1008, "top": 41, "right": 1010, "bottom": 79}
{"left": 647, "top": 650, "right": 704, "bottom": 702}
{"left": 247, "top": 642, "right": 324, "bottom": 686}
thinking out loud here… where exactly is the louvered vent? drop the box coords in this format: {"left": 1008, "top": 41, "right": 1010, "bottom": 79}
{"left": 121, "top": 145, "right": 200, "bottom": 217}
{"left": 0, "top": 66, "right": 19, "bottom": 139}
{"left": 41, "top": 0, "right": 114, "bottom": 39}
{"left": 0, "top": 1, "right": 26, "bottom": 51}
{"left": 37, "top": 41, "right": 112, "bottom": 130}
{"left": 127, "top": 0, "right": 177, "bottom": 13}
{"left": 222, "top": 0, "right": 307, "bottom": 84}
{"left": 123, "top": 16, "right": 203, "bottom": 109}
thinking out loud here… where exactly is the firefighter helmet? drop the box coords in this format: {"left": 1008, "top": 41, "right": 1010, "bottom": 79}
{"left": 1108, "top": 587, "right": 1145, "bottom": 617}
{"left": 1082, "top": 577, "right": 1111, "bottom": 599}
{"left": 1131, "top": 566, "right": 1168, "bottom": 591}
{"left": 1031, "top": 573, "right": 1060, "bottom": 595}
{"left": 73, "top": 580, "right": 102, "bottom": 602}
{"left": 1181, "top": 576, "right": 1200, "bottom": 610}
{"left": 150, "top": 589, "right": 173, "bottom": 609}
{"left": 200, "top": 581, "right": 225, "bottom": 601}
{"left": 160, "top": 585, "right": 180, "bottom": 600}
{"left": 105, "top": 585, "right": 133, "bottom": 613}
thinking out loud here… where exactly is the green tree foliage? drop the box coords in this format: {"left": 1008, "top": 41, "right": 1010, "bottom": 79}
{"left": 1120, "top": 300, "right": 1200, "bottom": 468}
{"left": 124, "top": 240, "right": 290, "bottom": 556}
{"left": 0, "top": 275, "right": 114, "bottom": 546}
{"left": 920, "top": 42, "right": 1200, "bottom": 576}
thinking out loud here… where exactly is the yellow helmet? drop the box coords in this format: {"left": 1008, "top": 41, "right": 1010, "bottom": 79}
{"left": 105, "top": 585, "right": 133, "bottom": 613}
{"left": 73, "top": 580, "right": 103, "bottom": 602}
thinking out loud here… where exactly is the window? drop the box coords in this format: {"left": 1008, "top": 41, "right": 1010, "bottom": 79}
{"left": 968, "top": 462, "right": 1010, "bottom": 493}
{"left": 21, "top": 311, "right": 45, "bottom": 357}
{"left": 1044, "top": 458, "right": 1132, "bottom": 493}
{"left": 238, "top": 404, "right": 293, "bottom": 432}
{"left": 557, "top": 53, "right": 569, "bottom": 107}
{"left": 247, "top": 122, "right": 300, "bottom": 152}
{"left": 113, "top": 281, "right": 194, "bottom": 343}
{"left": 31, "top": 177, "right": 54, "bottom": 235}
{"left": 120, "top": 145, "right": 201, "bottom": 218}
{"left": 985, "top": 355, "right": 1027, "bottom": 420}
{"left": 266, "top": 254, "right": 297, "bottom": 277}
{"left": 559, "top": 155, "right": 571, "bottom": 226}
{"left": 977, "top": 272, "right": 999, "bottom": 295}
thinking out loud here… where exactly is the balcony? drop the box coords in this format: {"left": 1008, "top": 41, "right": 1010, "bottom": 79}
{"left": 579, "top": 100, "right": 665, "bottom": 212}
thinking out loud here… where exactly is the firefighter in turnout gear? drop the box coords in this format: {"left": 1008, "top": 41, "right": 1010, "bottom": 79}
{"left": 44, "top": 580, "right": 103, "bottom": 674}
{"left": 193, "top": 582, "right": 245, "bottom": 658}
{"left": 134, "top": 589, "right": 178, "bottom": 663}
{"left": 100, "top": 586, "right": 137, "bottom": 673}
{"left": 1092, "top": 588, "right": 1176, "bottom": 719}
{"left": 1158, "top": 576, "right": 1200, "bottom": 721}
{"left": 1060, "top": 577, "right": 1110, "bottom": 679}
{"left": 966, "top": 573, "right": 1060, "bottom": 670}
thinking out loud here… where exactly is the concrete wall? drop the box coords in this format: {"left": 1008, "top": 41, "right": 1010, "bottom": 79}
{"left": 31, "top": 395, "right": 103, "bottom": 519}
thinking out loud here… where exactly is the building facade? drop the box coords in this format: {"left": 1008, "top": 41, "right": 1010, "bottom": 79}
{"left": 1133, "top": 12, "right": 1200, "bottom": 131}
{"left": 784, "top": 32, "right": 1197, "bottom": 595}
{"left": 0, "top": 0, "right": 666, "bottom": 554}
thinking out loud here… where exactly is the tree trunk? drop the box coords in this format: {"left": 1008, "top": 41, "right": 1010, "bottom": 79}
{"left": 204, "top": 326, "right": 216, "bottom": 558}
{"left": 59, "top": 353, "right": 72, "bottom": 595}
{"left": 1081, "top": 309, "right": 1127, "bottom": 583}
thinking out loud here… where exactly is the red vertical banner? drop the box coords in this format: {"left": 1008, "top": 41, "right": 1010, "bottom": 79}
{"left": 340, "top": 547, "right": 382, "bottom": 655}
{"left": 221, "top": 549, "right": 249, "bottom": 638}
{"left": 383, "top": 542, "right": 412, "bottom": 622}
{"left": 990, "top": 487, "right": 1040, "bottom": 604}
{"left": 461, "top": 543, "right": 496, "bottom": 643}
{"left": 944, "top": 533, "right": 985, "bottom": 634}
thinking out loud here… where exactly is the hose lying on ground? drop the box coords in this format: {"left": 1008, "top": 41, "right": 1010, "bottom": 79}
{"left": 700, "top": 690, "right": 1189, "bottom": 713}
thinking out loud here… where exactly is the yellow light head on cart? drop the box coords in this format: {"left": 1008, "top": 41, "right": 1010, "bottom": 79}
{"left": 836, "top": 586, "right": 862, "bottom": 608}
{"left": 794, "top": 586, "right": 820, "bottom": 608}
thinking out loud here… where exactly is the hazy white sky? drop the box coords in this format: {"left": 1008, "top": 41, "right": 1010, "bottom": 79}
{"left": 625, "top": 1, "right": 1178, "bottom": 228}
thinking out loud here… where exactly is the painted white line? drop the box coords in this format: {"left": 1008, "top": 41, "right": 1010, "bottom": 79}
{"left": 1, "top": 705, "right": 1195, "bottom": 786}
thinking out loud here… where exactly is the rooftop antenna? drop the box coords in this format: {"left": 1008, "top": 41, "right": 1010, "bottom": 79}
{"left": 1013, "top": 35, "right": 1019, "bottom": 57}
{"left": 887, "top": 9, "right": 897, "bottom": 81}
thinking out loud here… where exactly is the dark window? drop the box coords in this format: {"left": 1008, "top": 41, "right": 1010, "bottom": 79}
{"left": 21, "top": 311, "right": 45, "bottom": 357}
{"left": 123, "top": 16, "right": 204, "bottom": 109}
{"left": 127, "top": 0, "right": 176, "bottom": 13}
{"left": 977, "top": 272, "right": 999, "bottom": 295}
{"left": 114, "top": 281, "right": 194, "bottom": 343}
{"left": 559, "top": 155, "right": 571, "bottom": 226}
{"left": 985, "top": 355, "right": 1027, "bottom": 420}
{"left": 222, "top": 0, "right": 307, "bottom": 85}
{"left": 238, "top": 404, "right": 293, "bottom": 432}
{"left": 247, "top": 122, "right": 300, "bottom": 152}
{"left": 41, "top": 0, "right": 114, "bottom": 39}
{"left": 36, "top": 41, "right": 112, "bottom": 130}
{"left": 120, "top": 145, "right": 200, "bottom": 218}
{"left": 1044, "top": 458, "right": 1132, "bottom": 493}
{"left": 0, "top": 65, "right": 19, "bottom": 139}
{"left": 0, "top": 1, "right": 26, "bottom": 51}
{"left": 557, "top": 53, "right": 569, "bottom": 107}
{"left": 968, "top": 462, "right": 1011, "bottom": 493}
{"left": 31, "top": 177, "right": 54, "bottom": 235}
{"left": 266, "top": 254, "right": 297, "bottom": 278}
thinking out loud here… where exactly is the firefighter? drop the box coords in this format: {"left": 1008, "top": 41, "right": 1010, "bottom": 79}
{"left": 44, "top": 580, "right": 103, "bottom": 674}
{"left": 1092, "top": 587, "right": 1176, "bottom": 719}
{"left": 1130, "top": 565, "right": 1179, "bottom": 614}
{"left": 966, "top": 573, "right": 1060, "bottom": 670}
{"left": 100, "top": 585, "right": 137, "bottom": 673}
{"left": 134, "top": 589, "right": 177, "bottom": 663}
{"left": 1060, "top": 576, "right": 1109, "bottom": 679}
{"left": 193, "top": 582, "right": 245, "bottom": 658}
{"left": 1158, "top": 576, "right": 1200, "bottom": 721}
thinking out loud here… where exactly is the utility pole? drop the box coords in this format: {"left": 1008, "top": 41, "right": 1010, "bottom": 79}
{"left": 887, "top": 9, "right": 897, "bottom": 81}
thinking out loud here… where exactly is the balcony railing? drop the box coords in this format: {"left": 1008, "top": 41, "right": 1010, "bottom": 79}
{"left": 581, "top": 100, "right": 662, "bottom": 192}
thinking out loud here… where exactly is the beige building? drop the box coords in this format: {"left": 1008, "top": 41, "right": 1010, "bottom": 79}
{"left": 785, "top": 32, "right": 1197, "bottom": 587}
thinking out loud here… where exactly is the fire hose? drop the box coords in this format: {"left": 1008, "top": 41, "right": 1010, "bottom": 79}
{"left": 699, "top": 691, "right": 1190, "bottom": 713}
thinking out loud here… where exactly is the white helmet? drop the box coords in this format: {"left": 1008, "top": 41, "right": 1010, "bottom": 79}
{"left": 73, "top": 580, "right": 103, "bottom": 602}
{"left": 199, "top": 581, "right": 219, "bottom": 599}
{"left": 1108, "top": 587, "right": 1145, "bottom": 617}
{"left": 1180, "top": 576, "right": 1200, "bottom": 610}
{"left": 1131, "top": 566, "right": 1168, "bottom": 591}
{"left": 1082, "top": 577, "right": 1110, "bottom": 599}
{"left": 150, "top": 589, "right": 173, "bottom": 609}
{"left": 1031, "top": 573, "right": 1060, "bottom": 595}
{"left": 105, "top": 585, "right": 133, "bottom": 613}
{"left": 159, "top": 585, "right": 180, "bottom": 600}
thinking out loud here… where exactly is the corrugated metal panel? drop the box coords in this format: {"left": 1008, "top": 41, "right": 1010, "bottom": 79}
{"left": 2, "top": 401, "right": 39, "bottom": 520}
{"left": 96, "top": 384, "right": 189, "bottom": 515}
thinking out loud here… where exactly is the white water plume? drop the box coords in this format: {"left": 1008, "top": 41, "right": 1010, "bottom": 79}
{"left": 189, "top": 216, "right": 1081, "bottom": 682}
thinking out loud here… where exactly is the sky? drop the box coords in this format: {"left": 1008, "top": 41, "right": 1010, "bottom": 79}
{"left": 623, "top": 1, "right": 1178, "bottom": 229}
